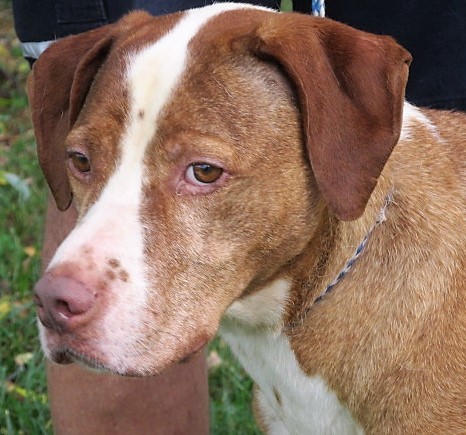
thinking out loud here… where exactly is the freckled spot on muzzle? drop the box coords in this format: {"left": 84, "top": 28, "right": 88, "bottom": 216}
{"left": 106, "top": 257, "right": 130, "bottom": 282}
{"left": 107, "top": 258, "right": 120, "bottom": 269}
{"left": 119, "top": 270, "right": 129, "bottom": 282}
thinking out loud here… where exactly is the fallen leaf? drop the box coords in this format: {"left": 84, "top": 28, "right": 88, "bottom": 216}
{"left": 5, "top": 381, "right": 48, "bottom": 404}
{"left": 0, "top": 296, "right": 12, "bottom": 318}
{"left": 15, "top": 352, "right": 34, "bottom": 366}
{"left": 24, "top": 246, "right": 36, "bottom": 257}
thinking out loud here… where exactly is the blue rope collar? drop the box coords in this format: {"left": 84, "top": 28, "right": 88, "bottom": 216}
{"left": 287, "top": 193, "right": 393, "bottom": 329}
{"left": 316, "top": 193, "right": 392, "bottom": 302}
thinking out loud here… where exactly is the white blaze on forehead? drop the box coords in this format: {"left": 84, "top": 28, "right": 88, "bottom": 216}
{"left": 124, "top": 2, "right": 272, "bottom": 160}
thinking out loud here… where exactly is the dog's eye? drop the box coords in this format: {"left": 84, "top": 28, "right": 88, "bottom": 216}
{"left": 186, "top": 163, "right": 223, "bottom": 185}
{"left": 68, "top": 152, "right": 91, "bottom": 173}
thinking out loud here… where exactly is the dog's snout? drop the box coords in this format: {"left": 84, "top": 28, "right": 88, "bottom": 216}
{"left": 34, "top": 273, "right": 96, "bottom": 332}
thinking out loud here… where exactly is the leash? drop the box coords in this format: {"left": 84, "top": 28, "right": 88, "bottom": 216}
{"left": 286, "top": 192, "right": 393, "bottom": 329}
{"left": 311, "top": 0, "right": 325, "bottom": 17}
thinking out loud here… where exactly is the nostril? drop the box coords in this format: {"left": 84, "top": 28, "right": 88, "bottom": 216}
{"left": 53, "top": 297, "right": 90, "bottom": 318}
{"left": 54, "top": 299, "right": 73, "bottom": 319}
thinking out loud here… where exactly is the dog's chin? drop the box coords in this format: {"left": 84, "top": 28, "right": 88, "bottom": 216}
{"left": 45, "top": 339, "right": 208, "bottom": 377}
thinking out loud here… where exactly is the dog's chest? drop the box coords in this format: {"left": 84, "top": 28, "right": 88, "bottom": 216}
{"left": 220, "top": 282, "right": 364, "bottom": 434}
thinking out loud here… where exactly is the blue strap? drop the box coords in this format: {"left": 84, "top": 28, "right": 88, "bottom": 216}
{"left": 311, "top": 0, "right": 325, "bottom": 17}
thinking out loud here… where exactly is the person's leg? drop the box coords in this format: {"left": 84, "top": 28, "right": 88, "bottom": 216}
{"left": 42, "top": 195, "right": 209, "bottom": 434}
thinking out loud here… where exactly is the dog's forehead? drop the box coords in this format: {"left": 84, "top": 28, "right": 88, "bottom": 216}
{"left": 73, "top": 4, "right": 273, "bottom": 168}
{"left": 122, "top": 3, "right": 272, "bottom": 142}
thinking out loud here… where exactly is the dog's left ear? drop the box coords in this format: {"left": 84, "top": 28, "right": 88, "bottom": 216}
{"left": 28, "top": 25, "right": 116, "bottom": 211}
{"left": 251, "top": 14, "right": 411, "bottom": 220}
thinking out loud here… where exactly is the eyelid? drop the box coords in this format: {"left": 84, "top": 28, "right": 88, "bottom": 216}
{"left": 66, "top": 148, "right": 87, "bottom": 158}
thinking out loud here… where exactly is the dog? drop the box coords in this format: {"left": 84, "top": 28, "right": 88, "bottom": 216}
{"left": 29, "top": 4, "right": 466, "bottom": 433}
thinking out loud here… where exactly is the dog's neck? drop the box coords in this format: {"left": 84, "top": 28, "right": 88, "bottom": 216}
{"left": 282, "top": 103, "right": 444, "bottom": 328}
{"left": 284, "top": 172, "right": 395, "bottom": 327}
{"left": 287, "top": 191, "right": 394, "bottom": 329}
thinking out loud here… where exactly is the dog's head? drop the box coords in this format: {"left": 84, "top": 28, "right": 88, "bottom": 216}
{"left": 29, "top": 4, "right": 410, "bottom": 375}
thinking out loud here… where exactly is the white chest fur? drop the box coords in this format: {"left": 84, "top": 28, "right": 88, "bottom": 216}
{"left": 220, "top": 280, "right": 364, "bottom": 435}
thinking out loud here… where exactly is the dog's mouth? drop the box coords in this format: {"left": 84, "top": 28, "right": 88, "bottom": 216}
{"left": 47, "top": 337, "right": 209, "bottom": 376}
{"left": 51, "top": 347, "right": 113, "bottom": 373}
{"left": 38, "top": 301, "right": 213, "bottom": 376}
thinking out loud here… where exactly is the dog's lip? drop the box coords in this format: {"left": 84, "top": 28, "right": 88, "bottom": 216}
{"left": 50, "top": 347, "right": 110, "bottom": 371}
{"left": 47, "top": 336, "right": 210, "bottom": 375}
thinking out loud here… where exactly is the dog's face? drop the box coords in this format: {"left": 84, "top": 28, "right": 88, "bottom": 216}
{"left": 29, "top": 4, "right": 410, "bottom": 375}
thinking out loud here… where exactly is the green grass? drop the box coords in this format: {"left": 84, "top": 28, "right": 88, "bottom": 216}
{"left": 0, "top": 2, "right": 272, "bottom": 433}
{"left": 0, "top": 2, "right": 51, "bottom": 433}
{"left": 209, "top": 338, "right": 261, "bottom": 435}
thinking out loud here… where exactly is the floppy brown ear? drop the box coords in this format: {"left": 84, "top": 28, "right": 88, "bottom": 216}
{"left": 28, "top": 25, "right": 115, "bottom": 210}
{"left": 253, "top": 14, "right": 411, "bottom": 220}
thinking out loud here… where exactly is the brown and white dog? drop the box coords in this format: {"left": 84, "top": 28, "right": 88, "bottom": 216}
{"left": 29, "top": 4, "right": 466, "bottom": 434}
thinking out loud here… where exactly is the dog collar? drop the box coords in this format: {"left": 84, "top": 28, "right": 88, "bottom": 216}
{"left": 314, "top": 193, "right": 392, "bottom": 303}
{"left": 287, "top": 192, "right": 393, "bottom": 330}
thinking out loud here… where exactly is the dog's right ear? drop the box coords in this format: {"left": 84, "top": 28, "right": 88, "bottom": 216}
{"left": 28, "top": 25, "right": 115, "bottom": 210}
{"left": 245, "top": 13, "right": 411, "bottom": 221}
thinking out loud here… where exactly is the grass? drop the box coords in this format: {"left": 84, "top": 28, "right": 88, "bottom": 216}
{"left": 209, "top": 338, "right": 261, "bottom": 435}
{"left": 0, "top": 2, "right": 51, "bottom": 433}
{"left": 0, "top": 1, "right": 283, "bottom": 433}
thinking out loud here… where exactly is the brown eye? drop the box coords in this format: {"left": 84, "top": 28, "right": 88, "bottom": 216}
{"left": 187, "top": 163, "right": 223, "bottom": 185}
{"left": 68, "top": 152, "right": 91, "bottom": 173}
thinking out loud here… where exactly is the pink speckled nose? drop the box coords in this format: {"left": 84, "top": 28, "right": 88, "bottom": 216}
{"left": 34, "top": 273, "right": 96, "bottom": 332}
